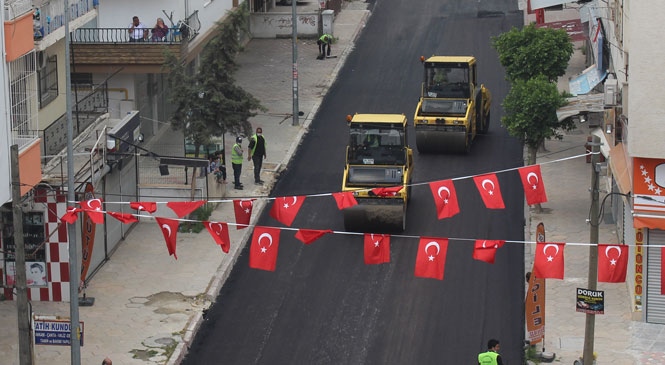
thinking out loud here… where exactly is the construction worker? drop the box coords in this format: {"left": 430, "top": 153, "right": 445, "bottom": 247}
{"left": 478, "top": 339, "right": 504, "bottom": 365}
{"left": 317, "top": 33, "right": 332, "bottom": 60}
{"left": 231, "top": 136, "right": 244, "bottom": 190}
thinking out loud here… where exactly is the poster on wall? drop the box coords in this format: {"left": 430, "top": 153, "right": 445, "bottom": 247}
{"left": 4, "top": 261, "right": 47, "bottom": 287}
{"left": 576, "top": 288, "right": 604, "bottom": 314}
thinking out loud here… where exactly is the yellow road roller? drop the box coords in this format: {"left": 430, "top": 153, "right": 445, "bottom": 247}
{"left": 341, "top": 113, "right": 413, "bottom": 232}
{"left": 413, "top": 56, "right": 491, "bottom": 153}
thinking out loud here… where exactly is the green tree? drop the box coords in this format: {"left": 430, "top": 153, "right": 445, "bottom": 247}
{"left": 165, "top": 4, "right": 264, "bottom": 159}
{"left": 492, "top": 23, "right": 573, "bottom": 83}
{"left": 501, "top": 76, "right": 572, "bottom": 165}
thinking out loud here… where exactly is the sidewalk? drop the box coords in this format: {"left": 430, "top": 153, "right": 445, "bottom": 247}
{"left": 0, "top": 2, "right": 371, "bottom": 365}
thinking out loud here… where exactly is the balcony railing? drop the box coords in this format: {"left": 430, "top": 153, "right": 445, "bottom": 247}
{"left": 4, "top": 0, "right": 32, "bottom": 21}
{"left": 41, "top": 82, "right": 108, "bottom": 159}
{"left": 71, "top": 26, "right": 195, "bottom": 44}
{"left": 33, "top": 0, "right": 97, "bottom": 40}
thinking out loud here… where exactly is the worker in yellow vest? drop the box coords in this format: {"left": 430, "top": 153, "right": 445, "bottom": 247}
{"left": 231, "top": 136, "right": 244, "bottom": 190}
{"left": 317, "top": 33, "right": 332, "bottom": 60}
{"left": 478, "top": 339, "right": 503, "bottom": 365}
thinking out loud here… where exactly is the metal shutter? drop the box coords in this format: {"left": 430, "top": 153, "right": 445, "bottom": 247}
{"left": 646, "top": 229, "right": 665, "bottom": 324}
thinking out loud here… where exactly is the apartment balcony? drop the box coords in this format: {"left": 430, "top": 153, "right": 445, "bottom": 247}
{"left": 32, "top": 0, "right": 98, "bottom": 49}
{"left": 70, "top": 26, "right": 192, "bottom": 73}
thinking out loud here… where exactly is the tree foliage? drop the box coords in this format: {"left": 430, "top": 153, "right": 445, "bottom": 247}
{"left": 165, "top": 4, "right": 264, "bottom": 157}
{"left": 501, "top": 76, "right": 572, "bottom": 165}
{"left": 492, "top": 23, "right": 573, "bottom": 83}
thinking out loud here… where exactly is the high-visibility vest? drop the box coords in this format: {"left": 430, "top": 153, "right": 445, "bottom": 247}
{"left": 319, "top": 34, "right": 332, "bottom": 43}
{"left": 478, "top": 351, "right": 499, "bottom": 365}
{"left": 250, "top": 134, "right": 266, "bottom": 156}
{"left": 231, "top": 143, "right": 243, "bottom": 164}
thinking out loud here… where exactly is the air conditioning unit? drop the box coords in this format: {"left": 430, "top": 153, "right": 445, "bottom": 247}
{"left": 36, "top": 50, "right": 47, "bottom": 69}
{"left": 604, "top": 74, "right": 618, "bottom": 106}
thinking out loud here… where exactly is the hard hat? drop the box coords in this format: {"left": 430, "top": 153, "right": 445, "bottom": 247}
{"left": 236, "top": 136, "right": 242, "bottom": 144}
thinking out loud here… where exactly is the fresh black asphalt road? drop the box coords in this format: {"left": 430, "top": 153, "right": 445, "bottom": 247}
{"left": 184, "top": 0, "right": 525, "bottom": 363}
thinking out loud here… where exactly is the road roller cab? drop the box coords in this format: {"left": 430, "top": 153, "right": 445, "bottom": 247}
{"left": 342, "top": 113, "right": 413, "bottom": 232}
{"left": 414, "top": 55, "right": 491, "bottom": 153}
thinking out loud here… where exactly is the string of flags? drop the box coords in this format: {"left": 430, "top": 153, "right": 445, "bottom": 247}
{"left": 58, "top": 154, "right": 629, "bottom": 282}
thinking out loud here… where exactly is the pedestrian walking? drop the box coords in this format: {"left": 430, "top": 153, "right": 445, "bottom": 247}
{"left": 478, "top": 339, "right": 504, "bottom": 365}
{"left": 247, "top": 127, "right": 267, "bottom": 184}
{"left": 316, "top": 33, "right": 332, "bottom": 60}
{"left": 231, "top": 136, "right": 244, "bottom": 190}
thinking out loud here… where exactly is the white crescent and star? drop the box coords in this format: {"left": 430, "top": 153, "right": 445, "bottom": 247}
{"left": 605, "top": 245, "right": 622, "bottom": 265}
{"left": 526, "top": 172, "right": 539, "bottom": 189}
{"left": 86, "top": 198, "right": 102, "bottom": 210}
{"left": 210, "top": 222, "right": 224, "bottom": 235}
{"left": 425, "top": 241, "right": 440, "bottom": 261}
{"left": 543, "top": 243, "right": 560, "bottom": 262}
{"left": 258, "top": 232, "right": 273, "bottom": 253}
{"left": 437, "top": 186, "right": 451, "bottom": 203}
{"left": 239, "top": 200, "right": 252, "bottom": 214}
{"left": 371, "top": 234, "right": 381, "bottom": 247}
{"left": 282, "top": 196, "right": 299, "bottom": 209}
{"left": 481, "top": 179, "right": 495, "bottom": 195}
{"left": 162, "top": 224, "right": 172, "bottom": 237}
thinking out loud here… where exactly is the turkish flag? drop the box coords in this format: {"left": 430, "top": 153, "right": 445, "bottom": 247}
{"left": 130, "top": 201, "right": 157, "bottom": 213}
{"left": 473, "top": 174, "right": 505, "bottom": 209}
{"left": 233, "top": 199, "right": 254, "bottom": 229}
{"left": 597, "top": 244, "right": 628, "bottom": 283}
{"left": 414, "top": 237, "right": 448, "bottom": 280}
{"left": 364, "top": 233, "right": 390, "bottom": 264}
{"left": 371, "top": 186, "right": 403, "bottom": 197}
{"left": 294, "top": 229, "right": 333, "bottom": 245}
{"left": 533, "top": 242, "right": 565, "bottom": 279}
{"left": 518, "top": 165, "right": 548, "bottom": 205}
{"left": 472, "top": 239, "right": 505, "bottom": 264}
{"left": 155, "top": 217, "right": 180, "bottom": 259}
{"left": 270, "top": 196, "right": 306, "bottom": 227}
{"left": 108, "top": 211, "right": 138, "bottom": 224}
{"left": 428, "top": 179, "right": 460, "bottom": 219}
{"left": 80, "top": 198, "right": 105, "bottom": 224}
{"left": 249, "top": 226, "right": 281, "bottom": 271}
{"left": 204, "top": 221, "right": 230, "bottom": 253}
{"left": 167, "top": 200, "right": 206, "bottom": 218}
{"left": 60, "top": 207, "right": 80, "bottom": 224}
{"left": 332, "top": 192, "right": 358, "bottom": 210}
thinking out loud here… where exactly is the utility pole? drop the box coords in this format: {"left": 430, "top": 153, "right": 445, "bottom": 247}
{"left": 583, "top": 134, "right": 600, "bottom": 365}
{"left": 11, "top": 145, "right": 33, "bottom": 364}
{"left": 291, "top": 0, "right": 299, "bottom": 126}
{"left": 64, "top": 2, "right": 82, "bottom": 364}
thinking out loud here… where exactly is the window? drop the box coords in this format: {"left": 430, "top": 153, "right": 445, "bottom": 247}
{"left": 38, "top": 55, "right": 58, "bottom": 108}
{"left": 8, "top": 52, "right": 38, "bottom": 143}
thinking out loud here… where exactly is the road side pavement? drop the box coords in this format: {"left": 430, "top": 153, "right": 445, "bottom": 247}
{"left": 0, "top": 2, "right": 371, "bottom": 365}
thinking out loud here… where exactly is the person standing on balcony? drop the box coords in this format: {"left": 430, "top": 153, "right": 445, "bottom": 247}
{"left": 128, "top": 16, "right": 148, "bottom": 42}
{"left": 151, "top": 18, "right": 169, "bottom": 41}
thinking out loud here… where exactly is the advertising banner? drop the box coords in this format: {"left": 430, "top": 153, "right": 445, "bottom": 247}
{"left": 526, "top": 222, "right": 546, "bottom": 344}
{"left": 576, "top": 288, "right": 605, "bottom": 314}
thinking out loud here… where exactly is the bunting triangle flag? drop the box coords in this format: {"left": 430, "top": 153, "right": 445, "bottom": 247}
{"left": 60, "top": 207, "right": 80, "bottom": 224}
{"left": 130, "top": 201, "right": 157, "bottom": 213}
{"left": 249, "top": 226, "right": 281, "bottom": 271}
{"left": 80, "top": 198, "right": 105, "bottom": 224}
{"left": 294, "top": 229, "right": 333, "bottom": 245}
{"left": 270, "top": 196, "right": 306, "bottom": 227}
{"left": 108, "top": 211, "right": 138, "bottom": 224}
{"left": 204, "top": 221, "right": 231, "bottom": 253}
{"left": 518, "top": 165, "right": 548, "bottom": 205}
{"left": 332, "top": 192, "right": 358, "bottom": 210}
{"left": 472, "top": 239, "right": 505, "bottom": 264}
{"left": 428, "top": 179, "right": 460, "bottom": 219}
{"left": 473, "top": 173, "right": 505, "bottom": 209}
{"left": 233, "top": 199, "right": 254, "bottom": 229}
{"left": 155, "top": 217, "right": 180, "bottom": 259}
{"left": 167, "top": 200, "right": 206, "bottom": 218}
{"left": 364, "top": 233, "right": 390, "bottom": 264}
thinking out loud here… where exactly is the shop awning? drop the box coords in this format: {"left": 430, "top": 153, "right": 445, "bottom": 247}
{"left": 634, "top": 215, "right": 665, "bottom": 230}
{"left": 556, "top": 93, "right": 605, "bottom": 122}
{"left": 608, "top": 142, "right": 631, "bottom": 196}
{"left": 570, "top": 64, "right": 608, "bottom": 95}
